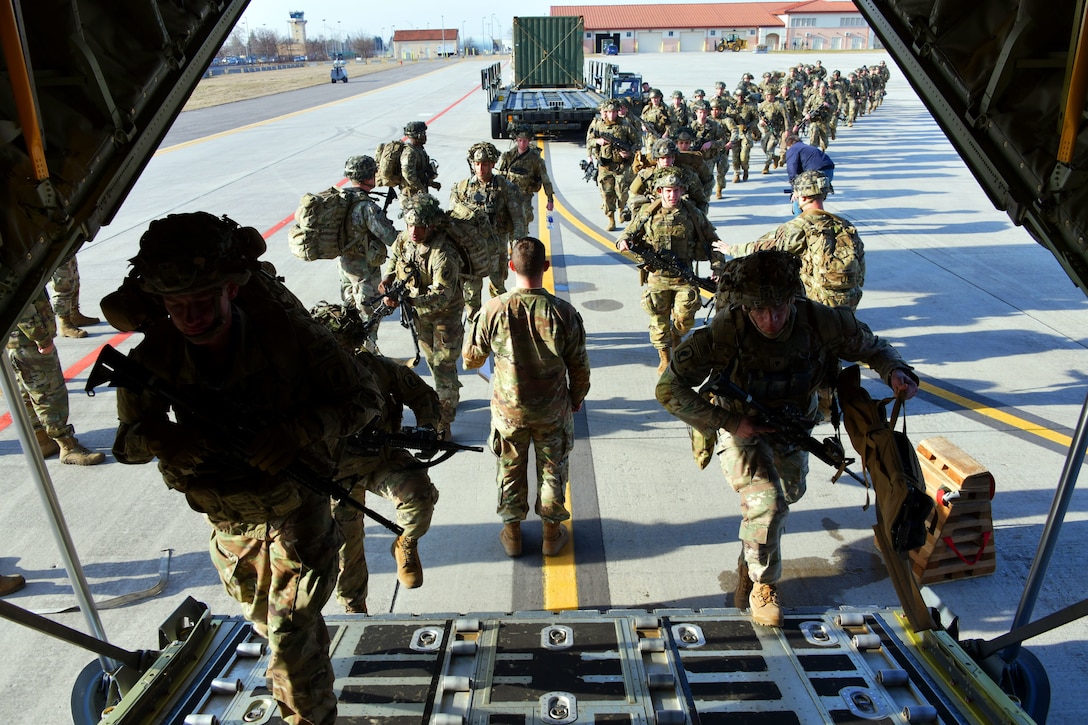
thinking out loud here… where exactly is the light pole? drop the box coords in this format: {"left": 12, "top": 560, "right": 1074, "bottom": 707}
{"left": 441, "top": 15, "right": 445, "bottom": 59}
{"left": 462, "top": 21, "right": 466, "bottom": 56}
{"left": 337, "top": 20, "right": 342, "bottom": 56}
{"left": 380, "top": 27, "right": 385, "bottom": 56}
{"left": 481, "top": 16, "right": 486, "bottom": 54}
{"left": 242, "top": 17, "right": 251, "bottom": 62}
{"left": 391, "top": 25, "right": 396, "bottom": 59}
{"left": 491, "top": 13, "right": 498, "bottom": 52}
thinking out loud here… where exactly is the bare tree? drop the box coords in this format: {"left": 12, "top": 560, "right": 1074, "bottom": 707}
{"left": 252, "top": 28, "right": 279, "bottom": 61}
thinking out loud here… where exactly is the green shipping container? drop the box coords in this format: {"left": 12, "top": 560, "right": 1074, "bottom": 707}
{"left": 511, "top": 16, "right": 585, "bottom": 89}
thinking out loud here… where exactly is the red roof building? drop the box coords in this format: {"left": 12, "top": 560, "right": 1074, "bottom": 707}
{"left": 392, "top": 28, "right": 461, "bottom": 60}
{"left": 550, "top": 2, "right": 875, "bottom": 53}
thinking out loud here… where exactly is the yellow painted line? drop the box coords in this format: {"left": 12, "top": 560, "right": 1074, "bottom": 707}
{"left": 537, "top": 139, "right": 578, "bottom": 610}
{"left": 919, "top": 381, "right": 1073, "bottom": 447}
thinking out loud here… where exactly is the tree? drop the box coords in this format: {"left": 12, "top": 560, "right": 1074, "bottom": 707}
{"left": 252, "top": 28, "right": 279, "bottom": 61}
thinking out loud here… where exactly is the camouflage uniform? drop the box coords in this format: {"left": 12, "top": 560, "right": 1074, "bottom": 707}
{"left": 497, "top": 142, "right": 554, "bottom": 224}
{"left": 727, "top": 90, "right": 759, "bottom": 181}
{"left": 386, "top": 214, "right": 465, "bottom": 428}
{"left": 51, "top": 256, "right": 100, "bottom": 337}
{"left": 586, "top": 104, "right": 642, "bottom": 228}
{"left": 757, "top": 95, "right": 789, "bottom": 172}
{"left": 628, "top": 164, "right": 705, "bottom": 218}
{"left": 708, "top": 99, "right": 733, "bottom": 195}
{"left": 339, "top": 188, "right": 397, "bottom": 328}
{"left": 617, "top": 182, "right": 720, "bottom": 358}
{"left": 450, "top": 149, "right": 527, "bottom": 317}
{"left": 333, "top": 350, "right": 441, "bottom": 612}
{"left": 656, "top": 251, "right": 915, "bottom": 591}
{"left": 6, "top": 290, "right": 104, "bottom": 463}
{"left": 690, "top": 105, "right": 729, "bottom": 200}
{"left": 638, "top": 92, "right": 671, "bottom": 141}
{"left": 666, "top": 91, "right": 690, "bottom": 136}
{"left": 802, "top": 89, "right": 834, "bottom": 151}
{"left": 112, "top": 213, "right": 386, "bottom": 725}
{"left": 401, "top": 140, "right": 440, "bottom": 197}
{"left": 463, "top": 287, "right": 590, "bottom": 525}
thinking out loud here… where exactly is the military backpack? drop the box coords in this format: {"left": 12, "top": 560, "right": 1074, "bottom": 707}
{"left": 802, "top": 210, "right": 865, "bottom": 293}
{"left": 287, "top": 187, "right": 363, "bottom": 261}
{"left": 440, "top": 204, "right": 498, "bottom": 280}
{"left": 374, "top": 139, "right": 406, "bottom": 188}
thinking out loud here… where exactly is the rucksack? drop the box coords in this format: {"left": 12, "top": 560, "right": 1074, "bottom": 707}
{"left": 803, "top": 210, "right": 865, "bottom": 292}
{"left": 375, "top": 139, "right": 405, "bottom": 188}
{"left": 441, "top": 204, "right": 497, "bottom": 279}
{"left": 287, "top": 187, "right": 361, "bottom": 261}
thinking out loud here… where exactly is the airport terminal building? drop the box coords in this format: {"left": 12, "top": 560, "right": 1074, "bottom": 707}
{"left": 551, "top": 1, "right": 877, "bottom": 54}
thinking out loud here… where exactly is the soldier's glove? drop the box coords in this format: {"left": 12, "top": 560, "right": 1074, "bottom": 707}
{"left": 141, "top": 420, "right": 208, "bottom": 468}
{"left": 430, "top": 181, "right": 442, "bottom": 191}
{"left": 247, "top": 422, "right": 306, "bottom": 474}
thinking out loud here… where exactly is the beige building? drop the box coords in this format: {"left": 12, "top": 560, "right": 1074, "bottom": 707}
{"left": 392, "top": 28, "right": 462, "bottom": 60}
{"left": 551, "top": 1, "right": 876, "bottom": 53}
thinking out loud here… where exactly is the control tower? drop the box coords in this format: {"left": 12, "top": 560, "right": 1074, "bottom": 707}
{"left": 287, "top": 11, "right": 307, "bottom": 57}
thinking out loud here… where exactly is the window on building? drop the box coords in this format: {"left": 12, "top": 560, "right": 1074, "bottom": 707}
{"left": 667, "top": 31, "right": 674, "bottom": 37}
{"left": 840, "top": 17, "right": 865, "bottom": 27}
{"left": 710, "top": 30, "right": 717, "bottom": 36}
{"left": 790, "top": 17, "right": 816, "bottom": 28}
{"left": 625, "top": 31, "right": 632, "bottom": 37}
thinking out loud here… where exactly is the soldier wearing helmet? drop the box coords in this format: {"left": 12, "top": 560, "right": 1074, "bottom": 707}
{"left": 689, "top": 100, "right": 728, "bottom": 200}
{"left": 339, "top": 154, "right": 398, "bottom": 350}
{"left": 639, "top": 87, "right": 670, "bottom": 139}
{"left": 726, "top": 86, "right": 759, "bottom": 183}
{"left": 687, "top": 88, "right": 706, "bottom": 115}
{"left": 666, "top": 90, "right": 690, "bottom": 137}
{"left": 111, "top": 211, "right": 387, "bottom": 725}
{"left": 757, "top": 88, "right": 790, "bottom": 174}
{"left": 656, "top": 248, "right": 917, "bottom": 629}
{"left": 798, "top": 82, "right": 834, "bottom": 152}
{"left": 587, "top": 97, "right": 642, "bottom": 230}
{"left": 671, "top": 127, "right": 714, "bottom": 212}
{"left": 736, "top": 73, "right": 757, "bottom": 99}
{"left": 381, "top": 193, "right": 466, "bottom": 437}
{"left": 497, "top": 125, "right": 555, "bottom": 225}
{"left": 450, "top": 142, "right": 528, "bottom": 318}
{"left": 400, "top": 120, "right": 441, "bottom": 196}
{"left": 309, "top": 301, "right": 441, "bottom": 608}
{"left": 616, "top": 170, "right": 722, "bottom": 374}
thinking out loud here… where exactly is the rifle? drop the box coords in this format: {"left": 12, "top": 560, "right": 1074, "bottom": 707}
{"left": 349, "top": 426, "right": 483, "bottom": 467}
{"left": 597, "top": 131, "right": 635, "bottom": 156}
{"left": 365, "top": 279, "right": 421, "bottom": 367}
{"left": 626, "top": 236, "right": 717, "bottom": 294}
{"left": 84, "top": 344, "right": 405, "bottom": 536}
{"left": 700, "top": 372, "right": 866, "bottom": 485}
{"left": 579, "top": 158, "right": 598, "bottom": 184}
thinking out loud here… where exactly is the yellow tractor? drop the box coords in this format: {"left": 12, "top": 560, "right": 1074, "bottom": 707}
{"left": 716, "top": 35, "right": 748, "bottom": 52}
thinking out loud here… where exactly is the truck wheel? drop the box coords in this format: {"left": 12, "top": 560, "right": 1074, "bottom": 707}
{"left": 491, "top": 113, "right": 504, "bottom": 140}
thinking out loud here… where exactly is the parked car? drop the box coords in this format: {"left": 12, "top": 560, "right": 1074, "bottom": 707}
{"left": 603, "top": 42, "right": 618, "bottom": 55}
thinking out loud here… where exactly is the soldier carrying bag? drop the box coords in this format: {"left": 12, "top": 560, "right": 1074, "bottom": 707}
{"left": 375, "top": 139, "right": 406, "bottom": 188}
{"left": 287, "top": 187, "right": 362, "bottom": 261}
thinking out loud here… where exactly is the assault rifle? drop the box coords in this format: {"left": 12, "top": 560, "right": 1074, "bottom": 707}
{"left": 700, "top": 372, "right": 866, "bottom": 485}
{"left": 597, "top": 131, "right": 636, "bottom": 156}
{"left": 366, "top": 279, "right": 421, "bottom": 367}
{"left": 625, "top": 237, "right": 717, "bottom": 294}
{"left": 84, "top": 344, "right": 405, "bottom": 536}
{"left": 350, "top": 425, "right": 483, "bottom": 467}
{"left": 368, "top": 186, "right": 398, "bottom": 213}
{"left": 579, "top": 158, "right": 598, "bottom": 184}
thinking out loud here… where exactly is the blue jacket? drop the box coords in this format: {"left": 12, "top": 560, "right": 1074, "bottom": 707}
{"left": 786, "top": 141, "right": 835, "bottom": 182}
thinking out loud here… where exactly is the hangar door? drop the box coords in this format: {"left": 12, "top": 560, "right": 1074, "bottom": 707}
{"left": 636, "top": 31, "right": 662, "bottom": 52}
{"left": 680, "top": 32, "right": 705, "bottom": 51}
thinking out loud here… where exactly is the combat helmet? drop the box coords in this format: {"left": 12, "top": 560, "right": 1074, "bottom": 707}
{"left": 673, "top": 126, "right": 695, "bottom": 142}
{"left": 692, "top": 88, "right": 705, "bottom": 97}
{"left": 648, "top": 87, "right": 664, "bottom": 99}
{"left": 310, "top": 301, "right": 367, "bottom": 351}
{"left": 654, "top": 170, "right": 686, "bottom": 190}
{"left": 692, "top": 99, "right": 710, "bottom": 113}
{"left": 132, "top": 212, "right": 263, "bottom": 296}
{"left": 718, "top": 250, "right": 803, "bottom": 308}
{"left": 468, "top": 141, "right": 500, "bottom": 163}
{"left": 650, "top": 138, "right": 678, "bottom": 160}
{"left": 600, "top": 98, "right": 622, "bottom": 112}
{"left": 670, "top": 89, "right": 685, "bottom": 99}
{"left": 792, "top": 169, "right": 834, "bottom": 197}
{"left": 400, "top": 193, "right": 443, "bottom": 227}
{"left": 344, "top": 154, "right": 377, "bottom": 182}
{"left": 513, "top": 124, "right": 534, "bottom": 139}
{"left": 404, "top": 120, "right": 428, "bottom": 139}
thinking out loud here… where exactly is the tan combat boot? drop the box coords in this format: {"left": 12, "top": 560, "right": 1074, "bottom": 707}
{"left": 541, "top": 522, "right": 569, "bottom": 557}
{"left": 606, "top": 211, "right": 616, "bottom": 232}
{"left": 58, "top": 436, "right": 105, "bottom": 465}
{"left": 36, "top": 429, "right": 60, "bottom": 458}
{"left": 749, "top": 582, "right": 783, "bottom": 627}
{"left": 734, "top": 553, "right": 753, "bottom": 609}
{"left": 500, "top": 522, "right": 522, "bottom": 557}
{"left": 656, "top": 348, "right": 670, "bottom": 375}
{"left": 762, "top": 161, "right": 771, "bottom": 175}
{"left": 57, "top": 316, "right": 87, "bottom": 338}
{"left": 732, "top": 171, "right": 741, "bottom": 184}
{"left": 0, "top": 574, "right": 26, "bottom": 598}
{"left": 742, "top": 168, "right": 749, "bottom": 182}
{"left": 70, "top": 308, "right": 101, "bottom": 327}
{"left": 391, "top": 536, "right": 423, "bottom": 588}
{"left": 715, "top": 186, "right": 723, "bottom": 200}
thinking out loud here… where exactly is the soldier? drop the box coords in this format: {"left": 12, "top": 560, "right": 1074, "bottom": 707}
{"left": 757, "top": 71, "right": 780, "bottom": 98}
{"left": 708, "top": 98, "right": 733, "bottom": 197}
{"left": 674, "top": 127, "right": 714, "bottom": 213}
{"left": 627, "top": 138, "right": 706, "bottom": 217}
{"left": 638, "top": 88, "right": 670, "bottom": 141}
{"left": 381, "top": 194, "right": 465, "bottom": 438}
{"left": 111, "top": 212, "right": 385, "bottom": 725}
{"left": 666, "top": 90, "right": 690, "bottom": 136}
{"left": 339, "top": 155, "right": 398, "bottom": 351}
{"left": 827, "top": 71, "right": 847, "bottom": 141}
{"left": 688, "top": 88, "right": 707, "bottom": 115}
{"left": 310, "top": 302, "right": 441, "bottom": 609}
{"left": 7, "top": 289, "right": 105, "bottom": 464}
{"left": 735, "top": 72, "right": 758, "bottom": 100}
{"left": 799, "top": 83, "right": 834, "bottom": 151}
{"left": 845, "top": 71, "right": 863, "bottom": 126}
{"left": 586, "top": 99, "right": 641, "bottom": 231}
{"left": 810, "top": 59, "right": 827, "bottom": 83}
{"left": 656, "top": 249, "right": 918, "bottom": 627}
{"left": 690, "top": 100, "right": 729, "bottom": 199}
{"left": 400, "top": 120, "right": 442, "bottom": 197}
{"left": 616, "top": 172, "right": 722, "bottom": 374}
{"left": 497, "top": 126, "right": 555, "bottom": 224}
{"left": 51, "top": 257, "right": 101, "bottom": 338}
{"left": 728, "top": 87, "right": 759, "bottom": 183}
{"left": 450, "top": 142, "right": 527, "bottom": 318}
{"left": 778, "top": 83, "right": 801, "bottom": 129}
{"left": 757, "top": 90, "right": 789, "bottom": 174}
{"left": 463, "top": 237, "right": 590, "bottom": 558}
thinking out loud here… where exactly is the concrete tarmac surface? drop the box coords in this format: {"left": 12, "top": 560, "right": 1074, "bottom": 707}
{"left": 2, "top": 51, "right": 1085, "bottom": 723}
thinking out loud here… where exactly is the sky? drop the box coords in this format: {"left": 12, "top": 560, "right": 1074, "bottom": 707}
{"left": 236, "top": 0, "right": 753, "bottom": 42}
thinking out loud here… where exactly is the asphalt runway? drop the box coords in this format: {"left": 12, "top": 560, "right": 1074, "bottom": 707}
{"left": 2, "top": 51, "right": 1086, "bottom": 723}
